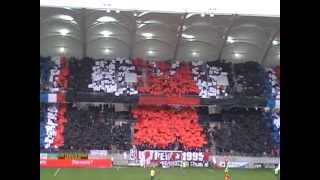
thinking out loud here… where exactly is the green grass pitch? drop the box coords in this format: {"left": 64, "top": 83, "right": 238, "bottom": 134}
{"left": 40, "top": 167, "right": 279, "bottom": 180}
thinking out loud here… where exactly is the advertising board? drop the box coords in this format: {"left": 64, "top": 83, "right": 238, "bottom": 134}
{"left": 40, "top": 159, "right": 112, "bottom": 168}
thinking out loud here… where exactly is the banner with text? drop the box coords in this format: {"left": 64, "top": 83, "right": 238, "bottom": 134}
{"left": 40, "top": 159, "right": 112, "bottom": 168}
{"left": 89, "top": 150, "right": 108, "bottom": 156}
{"left": 88, "top": 150, "right": 108, "bottom": 159}
{"left": 128, "top": 149, "right": 209, "bottom": 167}
{"left": 40, "top": 153, "right": 47, "bottom": 160}
{"left": 218, "top": 161, "right": 249, "bottom": 168}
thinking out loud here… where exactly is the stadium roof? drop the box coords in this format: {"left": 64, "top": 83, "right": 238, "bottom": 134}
{"left": 40, "top": 6, "right": 280, "bottom": 67}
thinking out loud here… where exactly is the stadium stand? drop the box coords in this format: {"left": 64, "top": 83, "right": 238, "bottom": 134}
{"left": 266, "top": 68, "right": 280, "bottom": 109}
{"left": 137, "top": 60, "right": 199, "bottom": 96}
{"left": 88, "top": 58, "right": 138, "bottom": 96}
{"left": 265, "top": 67, "right": 280, "bottom": 149}
{"left": 40, "top": 104, "right": 67, "bottom": 149}
{"left": 62, "top": 104, "right": 132, "bottom": 151}
{"left": 40, "top": 104, "right": 47, "bottom": 148}
{"left": 66, "top": 58, "right": 274, "bottom": 103}
{"left": 40, "top": 56, "right": 69, "bottom": 149}
{"left": 192, "top": 60, "right": 232, "bottom": 98}
{"left": 233, "top": 62, "right": 268, "bottom": 97}
{"left": 214, "top": 107, "right": 274, "bottom": 156}
{"left": 40, "top": 56, "right": 69, "bottom": 93}
{"left": 132, "top": 106, "right": 207, "bottom": 151}
{"left": 40, "top": 56, "right": 55, "bottom": 92}
{"left": 40, "top": 57, "right": 279, "bottom": 157}
{"left": 68, "top": 57, "right": 138, "bottom": 96}
{"left": 271, "top": 111, "right": 280, "bottom": 147}
{"left": 68, "top": 57, "right": 94, "bottom": 93}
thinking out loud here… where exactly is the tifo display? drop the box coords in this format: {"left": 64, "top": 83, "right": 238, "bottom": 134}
{"left": 40, "top": 56, "right": 69, "bottom": 93}
{"left": 88, "top": 58, "right": 138, "bottom": 96}
{"left": 40, "top": 56, "right": 69, "bottom": 149}
{"left": 192, "top": 60, "right": 231, "bottom": 98}
{"left": 40, "top": 104, "right": 67, "bottom": 149}
{"left": 137, "top": 61, "right": 199, "bottom": 96}
{"left": 40, "top": 56, "right": 280, "bottom": 166}
{"left": 62, "top": 57, "right": 280, "bottom": 100}
{"left": 132, "top": 106, "right": 207, "bottom": 149}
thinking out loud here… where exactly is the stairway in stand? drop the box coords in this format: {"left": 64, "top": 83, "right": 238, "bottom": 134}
{"left": 210, "top": 139, "right": 216, "bottom": 155}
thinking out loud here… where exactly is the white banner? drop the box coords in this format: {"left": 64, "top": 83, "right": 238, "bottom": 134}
{"left": 216, "top": 74, "right": 229, "bottom": 86}
{"left": 40, "top": 153, "right": 48, "bottom": 160}
{"left": 218, "top": 161, "right": 249, "bottom": 168}
{"left": 129, "top": 149, "right": 209, "bottom": 167}
{"left": 89, "top": 150, "right": 108, "bottom": 156}
{"left": 88, "top": 155, "right": 108, "bottom": 160}
{"left": 48, "top": 93, "right": 57, "bottom": 103}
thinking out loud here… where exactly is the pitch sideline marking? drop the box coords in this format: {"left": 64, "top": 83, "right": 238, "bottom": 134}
{"left": 54, "top": 168, "right": 61, "bottom": 177}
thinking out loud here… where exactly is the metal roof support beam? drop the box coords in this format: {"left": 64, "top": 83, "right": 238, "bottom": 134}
{"left": 260, "top": 28, "right": 280, "bottom": 66}
{"left": 129, "top": 15, "right": 137, "bottom": 59}
{"left": 173, "top": 13, "right": 187, "bottom": 61}
{"left": 80, "top": 8, "right": 87, "bottom": 58}
{"left": 217, "top": 14, "right": 239, "bottom": 60}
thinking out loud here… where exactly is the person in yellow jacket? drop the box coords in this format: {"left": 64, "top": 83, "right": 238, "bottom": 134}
{"left": 150, "top": 167, "right": 156, "bottom": 180}
{"left": 224, "top": 167, "right": 231, "bottom": 180}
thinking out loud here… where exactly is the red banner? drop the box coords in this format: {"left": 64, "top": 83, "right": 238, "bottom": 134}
{"left": 139, "top": 96, "right": 199, "bottom": 105}
{"left": 40, "top": 159, "right": 112, "bottom": 168}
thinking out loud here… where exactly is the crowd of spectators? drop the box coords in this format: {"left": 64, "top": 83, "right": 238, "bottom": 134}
{"left": 62, "top": 104, "right": 132, "bottom": 151}
{"left": 203, "top": 122, "right": 220, "bottom": 150}
{"left": 271, "top": 111, "right": 280, "bottom": 147}
{"left": 40, "top": 104, "right": 47, "bottom": 148}
{"left": 40, "top": 56, "right": 69, "bottom": 93}
{"left": 137, "top": 60, "right": 199, "bottom": 96}
{"left": 40, "top": 56, "right": 54, "bottom": 91}
{"left": 132, "top": 106, "right": 207, "bottom": 151}
{"left": 111, "top": 123, "right": 132, "bottom": 150}
{"left": 68, "top": 58, "right": 138, "bottom": 96}
{"left": 88, "top": 58, "right": 138, "bottom": 96}
{"left": 197, "top": 106, "right": 223, "bottom": 124}
{"left": 40, "top": 56, "right": 279, "bottom": 156}
{"left": 40, "top": 103, "right": 279, "bottom": 156}
{"left": 264, "top": 67, "right": 280, "bottom": 149}
{"left": 213, "top": 108, "right": 274, "bottom": 156}
{"left": 192, "top": 60, "right": 232, "bottom": 98}
{"left": 68, "top": 57, "right": 94, "bottom": 92}
{"left": 266, "top": 68, "right": 280, "bottom": 109}
{"left": 40, "top": 104, "right": 58, "bottom": 149}
{"left": 234, "top": 62, "right": 267, "bottom": 97}
{"left": 66, "top": 58, "right": 277, "bottom": 101}
{"left": 40, "top": 104, "right": 67, "bottom": 149}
